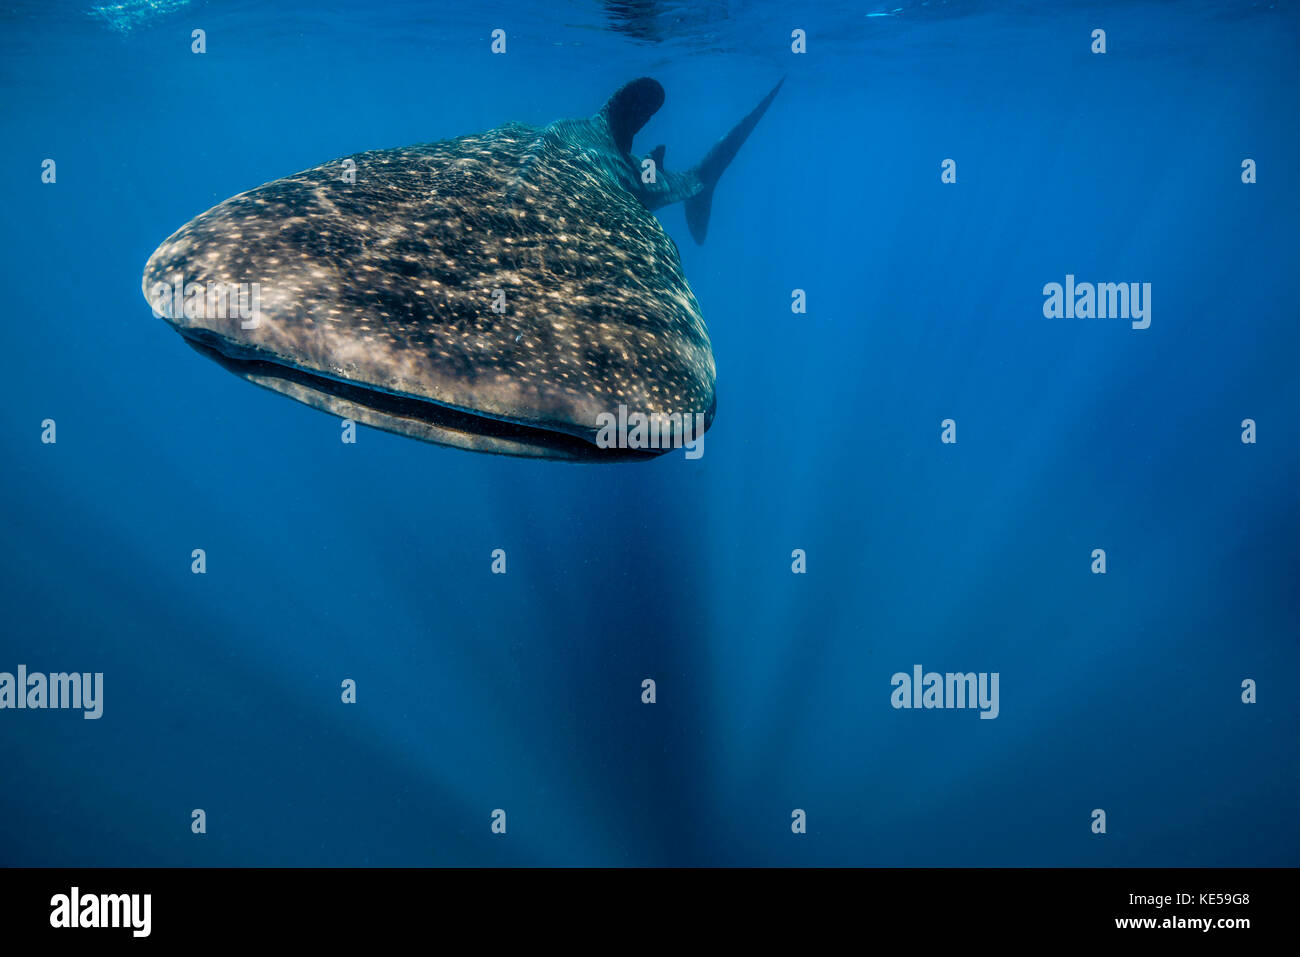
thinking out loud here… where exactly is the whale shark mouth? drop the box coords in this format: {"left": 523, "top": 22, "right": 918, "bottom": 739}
{"left": 178, "top": 328, "right": 661, "bottom": 462}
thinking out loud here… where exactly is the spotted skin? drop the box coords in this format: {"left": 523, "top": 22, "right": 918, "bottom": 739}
{"left": 142, "top": 79, "right": 779, "bottom": 459}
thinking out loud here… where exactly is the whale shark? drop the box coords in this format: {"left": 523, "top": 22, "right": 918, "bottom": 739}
{"left": 142, "top": 77, "right": 782, "bottom": 460}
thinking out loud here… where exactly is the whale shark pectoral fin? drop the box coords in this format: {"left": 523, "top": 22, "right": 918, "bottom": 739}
{"left": 600, "top": 77, "right": 665, "bottom": 154}
{"left": 685, "top": 76, "right": 785, "bottom": 244}
{"left": 683, "top": 187, "right": 713, "bottom": 245}
{"left": 649, "top": 144, "right": 666, "bottom": 169}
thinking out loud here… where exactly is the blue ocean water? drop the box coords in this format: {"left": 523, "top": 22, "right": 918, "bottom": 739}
{"left": 1, "top": 0, "right": 1296, "bottom": 867}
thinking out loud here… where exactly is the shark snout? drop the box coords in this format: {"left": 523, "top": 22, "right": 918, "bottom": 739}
{"left": 142, "top": 236, "right": 264, "bottom": 335}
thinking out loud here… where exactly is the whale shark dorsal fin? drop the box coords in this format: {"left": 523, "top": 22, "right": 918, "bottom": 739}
{"left": 600, "top": 77, "right": 665, "bottom": 154}
{"left": 649, "top": 144, "right": 666, "bottom": 168}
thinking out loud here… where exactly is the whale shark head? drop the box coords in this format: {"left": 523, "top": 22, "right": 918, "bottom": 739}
{"left": 142, "top": 77, "right": 781, "bottom": 459}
